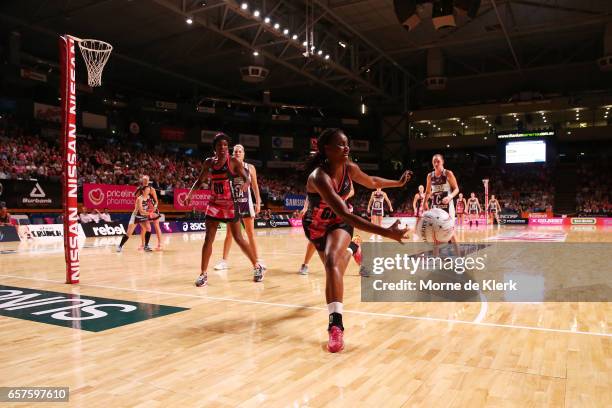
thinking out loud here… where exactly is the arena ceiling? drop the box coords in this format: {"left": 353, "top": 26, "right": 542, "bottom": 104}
{"left": 1, "top": 0, "right": 611, "bottom": 112}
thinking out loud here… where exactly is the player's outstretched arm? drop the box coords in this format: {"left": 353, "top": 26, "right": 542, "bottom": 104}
{"left": 348, "top": 162, "right": 411, "bottom": 189}
{"left": 311, "top": 170, "right": 406, "bottom": 242}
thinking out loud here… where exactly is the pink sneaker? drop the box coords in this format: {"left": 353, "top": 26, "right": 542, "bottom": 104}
{"left": 327, "top": 326, "right": 344, "bottom": 353}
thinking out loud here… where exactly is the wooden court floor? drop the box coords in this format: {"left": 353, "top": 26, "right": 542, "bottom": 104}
{"left": 0, "top": 225, "right": 610, "bottom": 407}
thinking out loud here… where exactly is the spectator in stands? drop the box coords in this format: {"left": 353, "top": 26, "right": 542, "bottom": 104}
{"left": 98, "top": 208, "right": 112, "bottom": 223}
{"left": 0, "top": 203, "right": 11, "bottom": 226}
{"left": 79, "top": 207, "right": 95, "bottom": 224}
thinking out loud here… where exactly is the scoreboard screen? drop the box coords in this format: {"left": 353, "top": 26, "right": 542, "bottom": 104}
{"left": 505, "top": 140, "right": 546, "bottom": 164}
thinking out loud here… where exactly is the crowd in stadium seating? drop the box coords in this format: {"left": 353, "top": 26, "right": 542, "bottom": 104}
{"left": 576, "top": 162, "right": 611, "bottom": 216}
{"left": 0, "top": 119, "right": 609, "bottom": 216}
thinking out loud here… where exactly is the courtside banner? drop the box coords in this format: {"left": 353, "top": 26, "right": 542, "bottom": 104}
{"left": 18, "top": 224, "right": 85, "bottom": 241}
{"left": 528, "top": 217, "right": 565, "bottom": 226}
{"left": 254, "top": 219, "right": 291, "bottom": 228}
{"left": 83, "top": 183, "right": 138, "bottom": 210}
{"left": 0, "top": 226, "right": 20, "bottom": 242}
{"left": 599, "top": 218, "right": 612, "bottom": 226}
{"left": 501, "top": 218, "right": 528, "bottom": 225}
{"left": 81, "top": 222, "right": 126, "bottom": 237}
{"left": 173, "top": 188, "right": 212, "bottom": 211}
{"left": 570, "top": 217, "right": 596, "bottom": 225}
{"left": 360, "top": 242, "right": 612, "bottom": 302}
{"left": 134, "top": 221, "right": 224, "bottom": 234}
{"left": 0, "top": 180, "right": 61, "bottom": 209}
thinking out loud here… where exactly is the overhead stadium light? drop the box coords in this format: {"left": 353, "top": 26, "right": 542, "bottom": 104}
{"left": 186, "top": 17, "right": 193, "bottom": 24}
{"left": 338, "top": 41, "right": 347, "bottom": 48}
{"left": 283, "top": 28, "right": 289, "bottom": 35}
{"left": 273, "top": 23, "right": 280, "bottom": 29}
{"left": 264, "top": 17, "right": 270, "bottom": 24}
{"left": 253, "top": 10, "right": 260, "bottom": 17}
{"left": 292, "top": 34, "right": 298, "bottom": 40}
{"left": 241, "top": 3, "right": 248, "bottom": 10}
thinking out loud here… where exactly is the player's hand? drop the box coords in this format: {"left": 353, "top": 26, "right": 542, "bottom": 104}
{"left": 442, "top": 196, "right": 451, "bottom": 205}
{"left": 384, "top": 219, "right": 408, "bottom": 243}
{"left": 390, "top": 207, "right": 394, "bottom": 213}
{"left": 255, "top": 202, "right": 261, "bottom": 214}
{"left": 398, "top": 170, "right": 413, "bottom": 186}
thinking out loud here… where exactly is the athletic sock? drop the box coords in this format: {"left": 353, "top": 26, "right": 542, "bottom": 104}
{"left": 145, "top": 231, "right": 151, "bottom": 246}
{"left": 328, "top": 312, "right": 344, "bottom": 331}
{"left": 119, "top": 234, "right": 129, "bottom": 248}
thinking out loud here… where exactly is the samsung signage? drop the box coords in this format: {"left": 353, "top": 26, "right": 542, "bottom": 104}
{"left": 497, "top": 130, "right": 554, "bottom": 139}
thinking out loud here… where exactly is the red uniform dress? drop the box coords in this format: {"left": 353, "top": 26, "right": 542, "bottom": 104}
{"left": 456, "top": 199, "right": 465, "bottom": 215}
{"left": 206, "top": 156, "right": 239, "bottom": 222}
{"left": 303, "top": 165, "right": 353, "bottom": 251}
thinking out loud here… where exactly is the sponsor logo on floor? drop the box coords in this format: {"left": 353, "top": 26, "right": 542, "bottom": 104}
{"left": 0, "top": 285, "right": 188, "bottom": 332}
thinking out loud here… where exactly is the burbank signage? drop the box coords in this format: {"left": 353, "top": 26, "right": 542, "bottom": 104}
{"left": 0, "top": 285, "right": 187, "bottom": 332}
{"left": 0, "top": 180, "right": 61, "bottom": 209}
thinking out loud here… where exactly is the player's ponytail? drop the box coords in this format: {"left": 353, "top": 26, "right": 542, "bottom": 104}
{"left": 304, "top": 128, "right": 342, "bottom": 176}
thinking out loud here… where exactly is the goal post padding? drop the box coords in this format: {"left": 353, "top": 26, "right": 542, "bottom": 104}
{"left": 59, "top": 35, "right": 80, "bottom": 284}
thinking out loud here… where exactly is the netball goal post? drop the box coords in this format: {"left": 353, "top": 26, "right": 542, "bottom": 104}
{"left": 59, "top": 35, "right": 112, "bottom": 283}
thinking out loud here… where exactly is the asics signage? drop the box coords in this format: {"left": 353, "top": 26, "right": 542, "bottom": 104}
{"left": 180, "top": 222, "right": 207, "bottom": 232}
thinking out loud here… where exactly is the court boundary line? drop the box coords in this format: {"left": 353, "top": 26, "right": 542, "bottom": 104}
{"left": 0, "top": 273, "right": 609, "bottom": 338}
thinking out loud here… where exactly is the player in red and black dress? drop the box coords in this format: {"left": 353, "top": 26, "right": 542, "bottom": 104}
{"left": 456, "top": 193, "right": 467, "bottom": 228}
{"left": 304, "top": 128, "right": 411, "bottom": 353}
{"left": 187, "top": 133, "right": 263, "bottom": 286}
{"left": 412, "top": 185, "right": 426, "bottom": 218}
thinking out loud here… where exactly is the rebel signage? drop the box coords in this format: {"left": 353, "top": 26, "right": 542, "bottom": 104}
{"left": 0, "top": 285, "right": 188, "bottom": 332}
{"left": 81, "top": 222, "right": 127, "bottom": 237}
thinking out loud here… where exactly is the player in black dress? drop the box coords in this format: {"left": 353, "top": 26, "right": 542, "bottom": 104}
{"left": 303, "top": 128, "right": 411, "bottom": 352}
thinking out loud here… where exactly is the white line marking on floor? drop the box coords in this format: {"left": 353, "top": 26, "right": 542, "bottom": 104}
{"left": 0, "top": 274, "right": 609, "bottom": 338}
